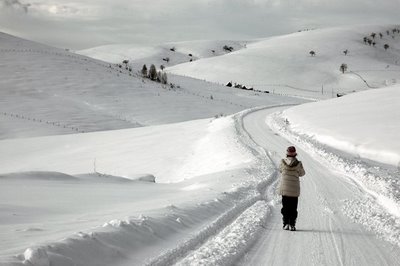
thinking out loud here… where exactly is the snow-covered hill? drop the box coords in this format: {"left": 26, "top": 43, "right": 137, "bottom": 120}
{"left": 0, "top": 31, "right": 299, "bottom": 265}
{"left": 0, "top": 32, "right": 292, "bottom": 140}
{"left": 281, "top": 84, "right": 400, "bottom": 167}
{"left": 167, "top": 25, "right": 400, "bottom": 99}
{"left": 2, "top": 24, "right": 400, "bottom": 266}
{"left": 77, "top": 40, "right": 249, "bottom": 69}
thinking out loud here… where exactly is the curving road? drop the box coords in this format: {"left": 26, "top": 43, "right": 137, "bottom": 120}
{"left": 238, "top": 108, "right": 400, "bottom": 266}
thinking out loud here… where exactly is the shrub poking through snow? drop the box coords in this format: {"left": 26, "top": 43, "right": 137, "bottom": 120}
{"left": 384, "top": 44, "right": 390, "bottom": 51}
{"left": 340, "top": 63, "right": 348, "bottom": 74}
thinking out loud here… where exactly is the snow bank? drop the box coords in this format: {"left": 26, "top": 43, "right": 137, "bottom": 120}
{"left": 0, "top": 171, "right": 78, "bottom": 181}
{"left": 175, "top": 201, "right": 269, "bottom": 266}
{"left": 268, "top": 107, "right": 400, "bottom": 248}
{"left": 0, "top": 117, "right": 253, "bottom": 183}
{"left": 170, "top": 116, "right": 253, "bottom": 181}
{"left": 0, "top": 109, "right": 273, "bottom": 265}
{"left": 282, "top": 85, "right": 400, "bottom": 167}
{"left": 23, "top": 247, "right": 50, "bottom": 266}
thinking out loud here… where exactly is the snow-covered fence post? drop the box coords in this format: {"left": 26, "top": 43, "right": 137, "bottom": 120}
{"left": 93, "top": 158, "right": 97, "bottom": 174}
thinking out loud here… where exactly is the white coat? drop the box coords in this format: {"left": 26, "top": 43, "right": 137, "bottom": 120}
{"left": 278, "top": 157, "right": 305, "bottom": 197}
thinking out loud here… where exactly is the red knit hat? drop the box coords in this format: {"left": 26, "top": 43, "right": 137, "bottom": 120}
{"left": 286, "top": 146, "right": 297, "bottom": 157}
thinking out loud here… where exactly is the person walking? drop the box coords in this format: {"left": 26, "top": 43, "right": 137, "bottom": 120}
{"left": 279, "top": 146, "right": 305, "bottom": 231}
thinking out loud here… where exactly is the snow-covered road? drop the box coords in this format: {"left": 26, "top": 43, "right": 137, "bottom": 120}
{"left": 238, "top": 108, "right": 400, "bottom": 265}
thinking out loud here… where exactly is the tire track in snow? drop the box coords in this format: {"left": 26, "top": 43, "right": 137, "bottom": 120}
{"left": 145, "top": 105, "right": 294, "bottom": 266}
{"left": 329, "top": 217, "right": 345, "bottom": 266}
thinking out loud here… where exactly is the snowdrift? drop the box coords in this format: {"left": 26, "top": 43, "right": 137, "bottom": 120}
{"left": 282, "top": 85, "right": 400, "bottom": 167}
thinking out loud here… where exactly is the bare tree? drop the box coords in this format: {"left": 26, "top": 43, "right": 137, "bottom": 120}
{"left": 384, "top": 44, "right": 390, "bottom": 51}
{"left": 343, "top": 49, "right": 348, "bottom": 56}
{"left": 339, "top": 63, "right": 348, "bottom": 74}
{"left": 309, "top": 50, "right": 316, "bottom": 56}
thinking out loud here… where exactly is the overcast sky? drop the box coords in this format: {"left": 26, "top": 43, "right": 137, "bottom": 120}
{"left": 1, "top": 0, "right": 399, "bottom": 49}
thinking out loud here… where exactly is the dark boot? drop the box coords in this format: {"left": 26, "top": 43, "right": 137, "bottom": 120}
{"left": 283, "top": 224, "right": 290, "bottom": 230}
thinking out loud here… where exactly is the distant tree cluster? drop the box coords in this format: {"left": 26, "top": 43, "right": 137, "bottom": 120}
{"left": 223, "top": 45, "right": 234, "bottom": 52}
{"left": 117, "top": 60, "right": 133, "bottom": 73}
{"left": 362, "top": 27, "right": 399, "bottom": 51}
{"left": 141, "top": 64, "right": 168, "bottom": 84}
{"left": 298, "top": 28, "right": 317, "bottom": 32}
{"left": 307, "top": 26, "right": 400, "bottom": 76}
{"left": 225, "top": 81, "right": 272, "bottom": 93}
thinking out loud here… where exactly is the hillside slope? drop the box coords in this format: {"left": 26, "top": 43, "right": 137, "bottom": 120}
{"left": 167, "top": 25, "right": 400, "bottom": 99}
{"left": 77, "top": 40, "right": 249, "bottom": 69}
{"left": 0, "top": 32, "right": 295, "bottom": 140}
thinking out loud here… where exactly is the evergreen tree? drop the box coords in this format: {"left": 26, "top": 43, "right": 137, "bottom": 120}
{"left": 161, "top": 72, "right": 168, "bottom": 84}
{"left": 141, "top": 64, "right": 148, "bottom": 77}
{"left": 157, "top": 71, "right": 162, "bottom": 82}
{"left": 149, "top": 64, "right": 157, "bottom": 80}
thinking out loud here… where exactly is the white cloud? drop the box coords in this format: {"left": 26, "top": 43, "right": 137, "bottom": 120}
{"left": 0, "top": 0, "right": 30, "bottom": 13}
{"left": 1, "top": 0, "right": 399, "bottom": 49}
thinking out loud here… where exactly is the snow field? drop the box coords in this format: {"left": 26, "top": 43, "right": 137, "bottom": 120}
{"left": 167, "top": 25, "right": 400, "bottom": 99}
{"left": 0, "top": 31, "right": 303, "bottom": 265}
{"left": 0, "top": 108, "right": 279, "bottom": 265}
{"left": 0, "top": 117, "right": 254, "bottom": 181}
{"left": 77, "top": 40, "right": 249, "bottom": 69}
{"left": 0, "top": 32, "right": 295, "bottom": 140}
{"left": 146, "top": 107, "right": 279, "bottom": 265}
{"left": 3, "top": 23, "right": 400, "bottom": 265}
{"left": 282, "top": 85, "right": 400, "bottom": 167}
